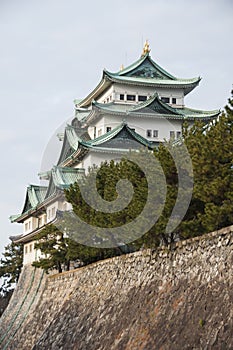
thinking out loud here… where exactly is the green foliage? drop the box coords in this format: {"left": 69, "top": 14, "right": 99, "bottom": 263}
{"left": 65, "top": 91, "right": 233, "bottom": 248}
{"left": 32, "top": 225, "right": 70, "bottom": 273}
{"left": 32, "top": 224, "right": 125, "bottom": 273}
{"left": 0, "top": 242, "right": 23, "bottom": 295}
{"left": 32, "top": 92, "right": 233, "bottom": 271}
{"left": 181, "top": 92, "right": 233, "bottom": 237}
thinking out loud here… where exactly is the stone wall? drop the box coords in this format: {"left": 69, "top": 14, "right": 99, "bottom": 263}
{"left": 0, "top": 225, "right": 232, "bottom": 349}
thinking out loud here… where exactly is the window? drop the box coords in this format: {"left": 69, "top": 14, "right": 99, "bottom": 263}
{"left": 170, "top": 131, "right": 175, "bottom": 139}
{"left": 25, "top": 223, "right": 28, "bottom": 231}
{"left": 138, "top": 95, "right": 147, "bottom": 102}
{"left": 52, "top": 207, "right": 56, "bottom": 217}
{"left": 127, "top": 94, "right": 136, "bottom": 101}
{"left": 147, "top": 129, "right": 152, "bottom": 137}
{"left": 161, "top": 97, "right": 170, "bottom": 103}
{"left": 94, "top": 126, "right": 96, "bottom": 138}
{"left": 176, "top": 131, "right": 181, "bottom": 138}
{"left": 25, "top": 246, "right": 28, "bottom": 254}
{"left": 106, "top": 127, "right": 112, "bottom": 133}
{"left": 29, "top": 244, "right": 32, "bottom": 253}
{"left": 38, "top": 217, "right": 42, "bottom": 227}
{"left": 153, "top": 130, "right": 158, "bottom": 138}
{"left": 172, "top": 98, "right": 176, "bottom": 104}
{"left": 120, "top": 94, "right": 124, "bottom": 100}
{"left": 98, "top": 129, "right": 102, "bottom": 137}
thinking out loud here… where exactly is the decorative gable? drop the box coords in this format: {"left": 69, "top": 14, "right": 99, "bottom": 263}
{"left": 125, "top": 57, "right": 169, "bottom": 80}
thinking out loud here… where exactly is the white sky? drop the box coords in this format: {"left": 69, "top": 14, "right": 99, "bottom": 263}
{"left": 0, "top": 0, "right": 232, "bottom": 255}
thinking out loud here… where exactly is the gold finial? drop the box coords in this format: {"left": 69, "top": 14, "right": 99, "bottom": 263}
{"left": 141, "top": 39, "right": 150, "bottom": 57}
{"left": 120, "top": 64, "right": 124, "bottom": 71}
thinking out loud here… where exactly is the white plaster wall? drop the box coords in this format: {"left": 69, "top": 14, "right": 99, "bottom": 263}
{"left": 75, "top": 152, "right": 123, "bottom": 173}
{"left": 23, "top": 217, "right": 38, "bottom": 235}
{"left": 97, "top": 86, "right": 115, "bottom": 104}
{"left": 88, "top": 114, "right": 182, "bottom": 143}
{"left": 46, "top": 202, "right": 58, "bottom": 223}
{"left": 23, "top": 240, "right": 46, "bottom": 265}
{"left": 111, "top": 83, "right": 184, "bottom": 106}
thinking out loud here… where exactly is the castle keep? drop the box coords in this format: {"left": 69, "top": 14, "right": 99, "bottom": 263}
{"left": 9, "top": 42, "right": 219, "bottom": 265}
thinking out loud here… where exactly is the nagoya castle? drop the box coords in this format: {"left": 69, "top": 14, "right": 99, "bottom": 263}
{"left": 10, "top": 41, "right": 219, "bottom": 266}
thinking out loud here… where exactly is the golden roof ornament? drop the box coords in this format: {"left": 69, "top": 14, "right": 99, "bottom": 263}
{"left": 141, "top": 40, "right": 151, "bottom": 57}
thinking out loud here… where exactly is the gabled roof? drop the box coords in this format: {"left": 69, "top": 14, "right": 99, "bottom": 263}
{"left": 58, "top": 122, "right": 155, "bottom": 167}
{"left": 129, "top": 93, "right": 181, "bottom": 115}
{"left": 10, "top": 185, "right": 47, "bottom": 223}
{"left": 84, "top": 95, "right": 219, "bottom": 123}
{"left": 111, "top": 52, "right": 176, "bottom": 80}
{"left": 81, "top": 122, "right": 154, "bottom": 151}
{"left": 44, "top": 166, "right": 85, "bottom": 199}
{"left": 57, "top": 122, "right": 90, "bottom": 165}
{"left": 77, "top": 52, "right": 201, "bottom": 107}
{"left": 10, "top": 167, "right": 85, "bottom": 223}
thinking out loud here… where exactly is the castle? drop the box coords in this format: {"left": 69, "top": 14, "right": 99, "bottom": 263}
{"left": 10, "top": 41, "right": 219, "bottom": 265}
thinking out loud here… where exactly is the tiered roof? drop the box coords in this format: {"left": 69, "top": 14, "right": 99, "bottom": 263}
{"left": 10, "top": 167, "right": 85, "bottom": 223}
{"left": 83, "top": 94, "right": 219, "bottom": 125}
{"left": 77, "top": 51, "right": 201, "bottom": 108}
{"left": 58, "top": 122, "right": 154, "bottom": 167}
{"left": 10, "top": 185, "right": 47, "bottom": 223}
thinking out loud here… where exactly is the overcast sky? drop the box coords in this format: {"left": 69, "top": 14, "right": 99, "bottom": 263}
{"left": 0, "top": 0, "right": 232, "bottom": 256}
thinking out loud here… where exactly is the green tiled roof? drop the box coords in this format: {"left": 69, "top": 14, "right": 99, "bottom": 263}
{"left": 82, "top": 122, "right": 154, "bottom": 150}
{"left": 57, "top": 122, "right": 90, "bottom": 165}
{"left": 116, "top": 53, "right": 176, "bottom": 79}
{"left": 10, "top": 185, "right": 47, "bottom": 223}
{"left": 52, "top": 166, "right": 85, "bottom": 189}
{"left": 90, "top": 96, "right": 219, "bottom": 121}
{"left": 178, "top": 106, "right": 220, "bottom": 118}
{"left": 129, "top": 93, "right": 181, "bottom": 115}
{"left": 10, "top": 167, "right": 85, "bottom": 223}
{"left": 104, "top": 71, "right": 200, "bottom": 93}
{"left": 77, "top": 53, "right": 201, "bottom": 108}
{"left": 45, "top": 166, "right": 85, "bottom": 199}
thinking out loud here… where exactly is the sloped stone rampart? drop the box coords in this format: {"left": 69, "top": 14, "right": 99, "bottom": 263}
{"left": 0, "top": 225, "right": 232, "bottom": 349}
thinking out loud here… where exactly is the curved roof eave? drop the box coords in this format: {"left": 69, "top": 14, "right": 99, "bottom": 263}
{"left": 77, "top": 74, "right": 112, "bottom": 108}
{"left": 104, "top": 73, "right": 201, "bottom": 94}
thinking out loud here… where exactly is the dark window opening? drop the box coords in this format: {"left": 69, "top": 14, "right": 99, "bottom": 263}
{"left": 120, "top": 94, "right": 124, "bottom": 100}
{"left": 176, "top": 131, "right": 181, "bottom": 138}
{"left": 138, "top": 95, "right": 147, "bottom": 102}
{"left": 106, "top": 127, "right": 112, "bottom": 133}
{"left": 127, "top": 94, "right": 136, "bottom": 101}
{"left": 153, "top": 130, "right": 158, "bottom": 138}
{"left": 147, "top": 129, "right": 152, "bottom": 137}
{"left": 161, "top": 97, "right": 170, "bottom": 103}
{"left": 172, "top": 98, "right": 176, "bottom": 104}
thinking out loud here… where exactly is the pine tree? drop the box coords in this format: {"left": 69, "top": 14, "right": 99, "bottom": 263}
{"left": 32, "top": 225, "right": 69, "bottom": 273}
{"left": 0, "top": 242, "right": 23, "bottom": 294}
{"left": 181, "top": 92, "right": 233, "bottom": 236}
